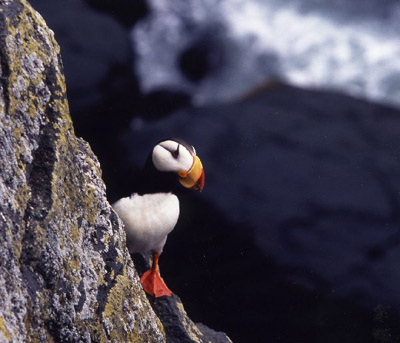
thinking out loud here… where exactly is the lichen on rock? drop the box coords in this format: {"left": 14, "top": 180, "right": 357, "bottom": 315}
{"left": 0, "top": 0, "right": 164, "bottom": 342}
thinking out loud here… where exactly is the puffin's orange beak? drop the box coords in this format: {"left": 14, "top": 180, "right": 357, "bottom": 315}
{"left": 191, "top": 169, "right": 205, "bottom": 192}
{"left": 178, "top": 156, "right": 205, "bottom": 192}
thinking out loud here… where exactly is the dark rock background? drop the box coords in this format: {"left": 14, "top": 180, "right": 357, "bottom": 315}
{"left": 127, "top": 86, "right": 400, "bottom": 343}
{"left": 28, "top": 1, "right": 400, "bottom": 343}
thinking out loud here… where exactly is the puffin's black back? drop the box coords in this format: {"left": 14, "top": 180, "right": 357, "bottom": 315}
{"left": 135, "top": 153, "right": 178, "bottom": 195}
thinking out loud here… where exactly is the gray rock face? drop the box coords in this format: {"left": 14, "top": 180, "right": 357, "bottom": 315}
{"left": 0, "top": 1, "right": 164, "bottom": 342}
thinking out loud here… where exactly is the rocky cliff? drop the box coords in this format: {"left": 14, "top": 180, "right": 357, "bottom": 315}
{"left": 0, "top": 1, "right": 232, "bottom": 342}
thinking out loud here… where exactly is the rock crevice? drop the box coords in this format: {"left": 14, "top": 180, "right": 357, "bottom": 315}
{"left": 0, "top": 0, "right": 164, "bottom": 341}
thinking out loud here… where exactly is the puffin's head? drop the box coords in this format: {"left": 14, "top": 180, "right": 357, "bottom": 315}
{"left": 152, "top": 139, "right": 205, "bottom": 192}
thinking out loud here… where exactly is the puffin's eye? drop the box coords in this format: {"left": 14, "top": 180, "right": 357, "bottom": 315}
{"left": 172, "top": 144, "right": 180, "bottom": 159}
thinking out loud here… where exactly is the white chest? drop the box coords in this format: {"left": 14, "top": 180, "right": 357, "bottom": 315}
{"left": 112, "top": 193, "right": 180, "bottom": 254}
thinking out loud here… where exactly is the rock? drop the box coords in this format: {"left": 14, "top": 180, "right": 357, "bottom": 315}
{"left": 126, "top": 84, "right": 400, "bottom": 305}
{"left": 133, "top": 253, "right": 233, "bottom": 343}
{"left": 0, "top": 0, "right": 164, "bottom": 341}
{"left": 126, "top": 84, "right": 400, "bottom": 342}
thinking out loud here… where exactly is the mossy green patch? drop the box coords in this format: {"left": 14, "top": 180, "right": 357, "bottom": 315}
{"left": 70, "top": 225, "right": 81, "bottom": 244}
{"left": 0, "top": 315, "right": 11, "bottom": 342}
{"left": 69, "top": 254, "right": 80, "bottom": 271}
{"left": 103, "top": 273, "right": 164, "bottom": 343}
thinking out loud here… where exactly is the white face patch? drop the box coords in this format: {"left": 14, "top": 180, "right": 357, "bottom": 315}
{"left": 152, "top": 140, "right": 194, "bottom": 172}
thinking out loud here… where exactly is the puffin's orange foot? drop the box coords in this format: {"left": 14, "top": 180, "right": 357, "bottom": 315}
{"left": 140, "top": 269, "right": 172, "bottom": 297}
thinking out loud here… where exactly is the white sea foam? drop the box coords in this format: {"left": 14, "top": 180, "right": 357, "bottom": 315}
{"left": 131, "top": 0, "right": 400, "bottom": 108}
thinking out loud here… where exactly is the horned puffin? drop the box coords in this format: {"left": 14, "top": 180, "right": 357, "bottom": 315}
{"left": 112, "top": 139, "right": 205, "bottom": 297}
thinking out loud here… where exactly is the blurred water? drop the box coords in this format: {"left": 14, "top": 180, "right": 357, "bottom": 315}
{"left": 131, "top": 0, "right": 400, "bottom": 108}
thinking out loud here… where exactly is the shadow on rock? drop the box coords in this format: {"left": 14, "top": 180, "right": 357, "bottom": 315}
{"left": 137, "top": 194, "right": 400, "bottom": 343}
{"left": 133, "top": 252, "right": 232, "bottom": 343}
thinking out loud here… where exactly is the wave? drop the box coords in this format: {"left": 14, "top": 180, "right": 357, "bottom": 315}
{"left": 131, "top": 0, "right": 400, "bottom": 108}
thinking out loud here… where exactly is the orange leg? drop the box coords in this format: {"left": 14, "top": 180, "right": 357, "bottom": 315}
{"left": 140, "top": 252, "right": 172, "bottom": 297}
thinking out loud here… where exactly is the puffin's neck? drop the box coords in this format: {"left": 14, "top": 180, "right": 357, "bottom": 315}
{"left": 135, "top": 154, "right": 178, "bottom": 195}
